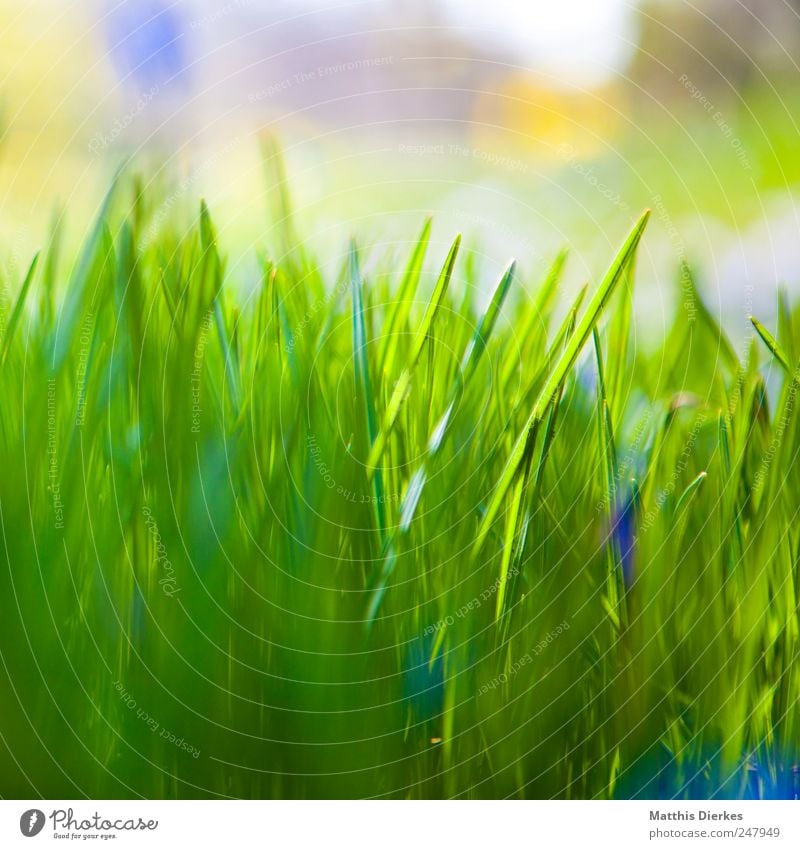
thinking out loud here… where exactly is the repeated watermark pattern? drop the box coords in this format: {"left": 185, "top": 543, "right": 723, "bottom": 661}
{"left": 88, "top": 85, "right": 159, "bottom": 155}
{"left": 651, "top": 193, "right": 698, "bottom": 323}
{"left": 306, "top": 434, "right": 399, "bottom": 504}
{"left": 74, "top": 311, "right": 94, "bottom": 428}
{"left": 678, "top": 74, "right": 752, "bottom": 171}
{"left": 188, "top": 0, "right": 253, "bottom": 30}
{"left": 476, "top": 621, "right": 570, "bottom": 697}
{"left": 639, "top": 410, "right": 708, "bottom": 534}
{"left": 114, "top": 680, "right": 199, "bottom": 758}
{"left": 46, "top": 378, "right": 64, "bottom": 530}
{"left": 558, "top": 143, "right": 631, "bottom": 212}
{"left": 247, "top": 56, "right": 394, "bottom": 102}
{"left": 191, "top": 310, "right": 213, "bottom": 434}
{"left": 752, "top": 368, "right": 799, "bottom": 495}
{"left": 423, "top": 565, "right": 521, "bottom": 637}
{"left": 141, "top": 506, "right": 180, "bottom": 596}
{"left": 398, "top": 142, "right": 529, "bottom": 174}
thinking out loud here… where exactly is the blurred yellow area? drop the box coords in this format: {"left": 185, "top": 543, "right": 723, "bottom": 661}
{"left": 0, "top": 1, "right": 111, "bottom": 256}
{"left": 470, "top": 75, "right": 627, "bottom": 162}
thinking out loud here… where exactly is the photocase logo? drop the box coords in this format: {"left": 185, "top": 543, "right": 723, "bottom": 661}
{"left": 19, "top": 809, "right": 45, "bottom": 837}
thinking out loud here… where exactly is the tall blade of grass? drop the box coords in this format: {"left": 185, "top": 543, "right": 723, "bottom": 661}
{"left": 593, "top": 328, "right": 619, "bottom": 495}
{"left": 52, "top": 227, "right": 114, "bottom": 372}
{"left": 505, "top": 283, "right": 588, "bottom": 438}
{"left": 350, "top": 242, "right": 376, "bottom": 432}
{"left": 39, "top": 209, "right": 63, "bottom": 327}
{"left": 366, "top": 234, "right": 460, "bottom": 477}
{"left": 50, "top": 176, "right": 120, "bottom": 370}
{"left": 607, "top": 252, "right": 636, "bottom": 426}
{"left": 750, "top": 315, "right": 791, "bottom": 374}
{"left": 531, "top": 307, "right": 578, "bottom": 504}
{"left": 501, "top": 248, "right": 568, "bottom": 391}
{"left": 398, "top": 259, "right": 515, "bottom": 530}
{"left": 472, "top": 210, "right": 651, "bottom": 557}
{"left": 454, "top": 259, "right": 516, "bottom": 399}
{"left": 199, "top": 199, "right": 224, "bottom": 304}
{"left": 494, "top": 306, "right": 576, "bottom": 624}
{"left": 594, "top": 327, "right": 625, "bottom": 626}
{"left": 777, "top": 287, "right": 796, "bottom": 367}
{"left": 718, "top": 413, "right": 743, "bottom": 571}
{"left": 365, "top": 259, "right": 514, "bottom": 624}
{"left": 1, "top": 251, "right": 40, "bottom": 365}
{"left": 378, "top": 217, "right": 432, "bottom": 374}
{"left": 213, "top": 297, "right": 241, "bottom": 418}
{"left": 350, "top": 240, "right": 386, "bottom": 538}
{"left": 494, "top": 428, "right": 538, "bottom": 622}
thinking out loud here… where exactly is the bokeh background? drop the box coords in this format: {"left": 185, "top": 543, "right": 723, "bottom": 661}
{"left": 1, "top": 0, "right": 800, "bottom": 346}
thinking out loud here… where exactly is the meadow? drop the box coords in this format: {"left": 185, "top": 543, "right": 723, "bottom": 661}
{"left": 0, "top": 160, "right": 798, "bottom": 800}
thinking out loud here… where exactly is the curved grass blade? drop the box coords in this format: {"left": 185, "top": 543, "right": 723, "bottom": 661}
{"left": 51, "top": 177, "right": 120, "bottom": 370}
{"left": 594, "top": 327, "right": 626, "bottom": 625}
{"left": 501, "top": 248, "right": 568, "bottom": 389}
{"left": 350, "top": 240, "right": 386, "bottom": 537}
{"left": 378, "top": 216, "right": 432, "bottom": 374}
{"left": 1, "top": 251, "right": 40, "bottom": 365}
{"left": 472, "top": 209, "right": 651, "bottom": 558}
{"left": 750, "top": 315, "right": 791, "bottom": 374}
{"left": 507, "top": 283, "right": 588, "bottom": 430}
{"left": 717, "top": 413, "right": 743, "bottom": 572}
{"left": 494, "top": 305, "right": 576, "bottom": 623}
{"left": 366, "top": 259, "right": 515, "bottom": 625}
{"left": 398, "top": 259, "right": 515, "bottom": 529}
{"left": 674, "top": 470, "right": 707, "bottom": 515}
{"left": 366, "top": 234, "right": 460, "bottom": 477}
{"left": 777, "top": 287, "right": 796, "bottom": 367}
{"left": 607, "top": 250, "right": 636, "bottom": 425}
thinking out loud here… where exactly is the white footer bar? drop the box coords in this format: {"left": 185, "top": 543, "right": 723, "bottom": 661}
{"left": 2, "top": 800, "right": 797, "bottom": 848}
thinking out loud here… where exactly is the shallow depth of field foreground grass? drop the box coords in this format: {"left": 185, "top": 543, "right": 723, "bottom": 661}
{"left": 1, "top": 171, "right": 799, "bottom": 800}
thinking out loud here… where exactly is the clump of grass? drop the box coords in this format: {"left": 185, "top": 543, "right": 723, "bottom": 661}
{"left": 0, "top": 169, "right": 798, "bottom": 800}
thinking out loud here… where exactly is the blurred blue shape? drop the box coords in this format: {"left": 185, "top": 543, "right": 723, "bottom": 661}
{"left": 611, "top": 491, "right": 636, "bottom": 590}
{"left": 403, "top": 634, "right": 444, "bottom": 721}
{"left": 105, "top": 0, "right": 188, "bottom": 89}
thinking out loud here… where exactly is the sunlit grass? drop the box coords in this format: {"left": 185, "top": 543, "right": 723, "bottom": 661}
{"left": 0, "top": 164, "right": 798, "bottom": 800}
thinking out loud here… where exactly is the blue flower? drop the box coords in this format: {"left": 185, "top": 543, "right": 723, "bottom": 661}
{"left": 105, "top": 1, "right": 187, "bottom": 89}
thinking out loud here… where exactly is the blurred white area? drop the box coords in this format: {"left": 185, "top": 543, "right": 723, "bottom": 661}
{"left": 0, "top": 0, "right": 799, "bottom": 345}
{"left": 437, "top": 0, "right": 638, "bottom": 86}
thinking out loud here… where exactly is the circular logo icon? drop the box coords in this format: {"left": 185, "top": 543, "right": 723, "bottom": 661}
{"left": 19, "top": 809, "right": 45, "bottom": 837}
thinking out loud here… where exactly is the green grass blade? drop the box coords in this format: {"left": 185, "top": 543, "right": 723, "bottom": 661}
{"left": 750, "top": 315, "right": 791, "bottom": 374}
{"left": 395, "top": 259, "right": 515, "bottom": 533}
{"left": 501, "top": 248, "right": 568, "bottom": 390}
{"left": 594, "top": 327, "right": 625, "bottom": 624}
{"left": 494, "top": 306, "right": 576, "bottom": 623}
{"left": 472, "top": 209, "right": 650, "bottom": 558}
{"left": 366, "top": 234, "right": 460, "bottom": 476}
{"left": 1, "top": 251, "right": 40, "bottom": 365}
{"left": 378, "top": 216, "right": 432, "bottom": 373}
{"left": 674, "top": 470, "right": 707, "bottom": 515}
{"left": 494, "top": 433, "right": 537, "bottom": 622}
{"left": 350, "top": 240, "right": 386, "bottom": 536}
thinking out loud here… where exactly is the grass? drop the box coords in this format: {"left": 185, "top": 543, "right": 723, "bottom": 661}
{"left": 0, "top": 164, "right": 799, "bottom": 800}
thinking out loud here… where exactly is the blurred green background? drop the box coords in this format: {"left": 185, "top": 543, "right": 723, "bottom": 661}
{"left": 2, "top": 0, "right": 800, "bottom": 340}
